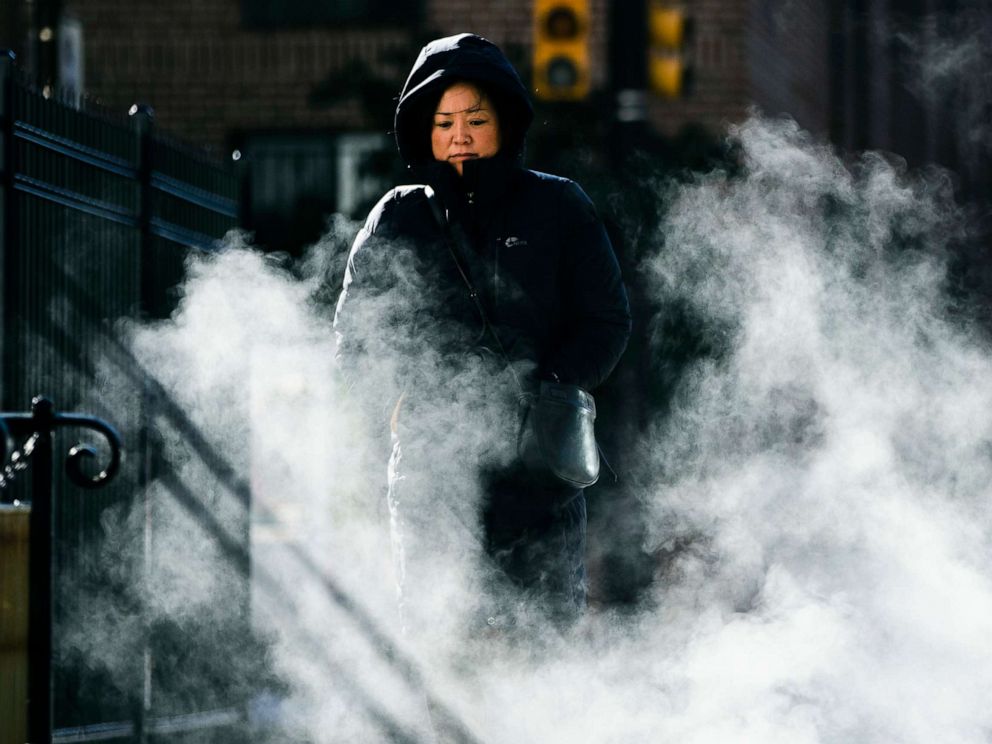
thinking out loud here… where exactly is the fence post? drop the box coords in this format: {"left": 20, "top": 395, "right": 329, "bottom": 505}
{"left": 234, "top": 148, "right": 251, "bottom": 238}
{"left": 26, "top": 397, "right": 54, "bottom": 744}
{"left": 129, "top": 101, "right": 155, "bottom": 744}
{"left": 0, "top": 50, "right": 15, "bottom": 408}
{"left": 129, "top": 103, "right": 155, "bottom": 318}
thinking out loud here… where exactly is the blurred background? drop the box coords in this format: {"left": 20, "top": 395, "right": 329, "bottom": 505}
{"left": 4, "top": 0, "right": 991, "bottom": 251}
{"left": 1, "top": 1, "right": 991, "bottom": 742}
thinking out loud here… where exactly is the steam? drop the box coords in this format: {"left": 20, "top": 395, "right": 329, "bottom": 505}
{"left": 630, "top": 116, "right": 992, "bottom": 742}
{"left": 62, "top": 114, "right": 992, "bottom": 742}
{"left": 902, "top": 2, "right": 992, "bottom": 156}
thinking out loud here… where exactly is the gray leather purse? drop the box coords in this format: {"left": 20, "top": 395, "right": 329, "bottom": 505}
{"left": 517, "top": 381, "right": 600, "bottom": 488}
{"left": 423, "top": 186, "right": 601, "bottom": 489}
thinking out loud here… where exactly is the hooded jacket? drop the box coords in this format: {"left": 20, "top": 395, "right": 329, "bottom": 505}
{"left": 335, "top": 33, "right": 631, "bottom": 411}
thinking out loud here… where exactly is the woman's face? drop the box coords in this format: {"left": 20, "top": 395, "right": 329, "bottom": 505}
{"left": 431, "top": 82, "right": 501, "bottom": 176}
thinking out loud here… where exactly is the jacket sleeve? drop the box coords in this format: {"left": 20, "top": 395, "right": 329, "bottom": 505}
{"left": 333, "top": 188, "right": 412, "bottom": 436}
{"left": 545, "top": 180, "right": 632, "bottom": 391}
{"left": 334, "top": 191, "right": 386, "bottom": 382}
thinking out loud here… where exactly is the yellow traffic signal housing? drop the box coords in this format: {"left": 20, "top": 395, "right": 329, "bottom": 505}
{"left": 649, "top": 4, "right": 686, "bottom": 47}
{"left": 648, "top": 2, "right": 689, "bottom": 99}
{"left": 649, "top": 53, "right": 684, "bottom": 98}
{"left": 532, "top": 0, "right": 591, "bottom": 101}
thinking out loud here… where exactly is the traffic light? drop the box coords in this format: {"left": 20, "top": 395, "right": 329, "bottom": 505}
{"left": 532, "top": 0, "right": 591, "bottom": 101}
{"left": 648, "top": 1, "right": 690, "bottom": 98}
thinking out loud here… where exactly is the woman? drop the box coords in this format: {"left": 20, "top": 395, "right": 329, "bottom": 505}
{"left": 334, "top": 34, "right": 631, "bottom": 631}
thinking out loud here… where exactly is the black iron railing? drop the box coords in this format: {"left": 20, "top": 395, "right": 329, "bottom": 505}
{"left": 1, "top": 397, "right": 122, "bottom": 744}
{"left": 0, "top": 51, "right": 249, "bottom": 741}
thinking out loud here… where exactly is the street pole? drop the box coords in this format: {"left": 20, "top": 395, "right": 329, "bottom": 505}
{"left": 609, "top": 0, "right": 649, "bottom": 167}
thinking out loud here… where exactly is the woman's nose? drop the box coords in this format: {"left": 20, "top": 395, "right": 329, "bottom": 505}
{"left": 453, "top": 122, "right": 471, "bottom": 143}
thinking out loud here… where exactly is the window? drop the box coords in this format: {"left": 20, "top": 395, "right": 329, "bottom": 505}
{"left": 240, "top": 131, "right": 394, "bottom": 255}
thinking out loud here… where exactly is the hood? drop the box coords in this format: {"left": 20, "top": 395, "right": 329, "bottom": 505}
{"left": 394, "top": 33, "right": 534, "bottom": 167}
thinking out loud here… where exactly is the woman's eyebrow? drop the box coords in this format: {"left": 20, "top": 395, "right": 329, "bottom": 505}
{"left": 434, "top": 105, "right": 489, "bottom": 116}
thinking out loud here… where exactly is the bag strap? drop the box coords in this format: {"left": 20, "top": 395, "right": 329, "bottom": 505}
{"left": 423, "top": 186, "right": 526, "bottom": 394}
{"left": 424, "top": 186, "right": 618, "bottom": 485}
{"left": 424, "top": 184, "right": 620, "bottom": 483}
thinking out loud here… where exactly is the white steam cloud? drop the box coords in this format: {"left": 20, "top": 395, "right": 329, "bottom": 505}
{"left": 71, "top": 116, "right": 992, "bottom": 743}
{"left": 630, "top": 116, "right": 992, "bottom": 743}
{"left": 903, "top": 3, "right": 992, "bottom": 156}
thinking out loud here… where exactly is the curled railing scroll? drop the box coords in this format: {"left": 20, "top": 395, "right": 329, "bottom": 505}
{"left": 0, "top": 396, "right": 122, "bottom": 744}
{"left": 0, "top": 396, "right": 121, "bottom": 493}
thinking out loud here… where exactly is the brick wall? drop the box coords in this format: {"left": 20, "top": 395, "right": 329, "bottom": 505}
{"left": 425, "top": 0, "right": 612, "bottom": 91}
{"left": 68, "top": 0, "right": 417, "bottom": 149}
{"left": 648, "top": 0, "right": 751, "bottom": 138}
{"left": 423, "top": 0, "right": 758, "bottom": 141}
{"left": 65, "top": 0, "right": 832, "bottom": 151}
{"left": 644, "top": 0, "right": 833, "bottom": 141}
{"left": 747, "top": 0, "right": 832, "bottom": 137}
{"left": 69, "top": 0, "right": 623, "bottom": 150}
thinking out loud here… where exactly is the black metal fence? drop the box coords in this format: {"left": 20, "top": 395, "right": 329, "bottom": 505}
{"left": 0, "top": 51, "right": 252, "bottom": 742}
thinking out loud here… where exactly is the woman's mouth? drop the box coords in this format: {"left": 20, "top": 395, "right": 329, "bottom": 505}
{"left": 450, "top": 153, "right": 478, "bottom": 161}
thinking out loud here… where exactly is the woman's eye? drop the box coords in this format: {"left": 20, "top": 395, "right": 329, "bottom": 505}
{"left": 436, "top": 121, "right": 452, "bottom": 129}
{"left": 470, "top": 119, "right": 488, "bottom": 126}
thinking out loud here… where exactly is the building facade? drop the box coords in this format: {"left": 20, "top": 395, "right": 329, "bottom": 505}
{"left": 2, "top": 0, "right": 846, "bottom": 247}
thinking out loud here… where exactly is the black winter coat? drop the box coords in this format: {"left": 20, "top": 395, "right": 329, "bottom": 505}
{"left": 335, "top": 32, "right": 630, "bottom": 432}
{"left": 336, "top": 159, "right": 630, "bottom": 396}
